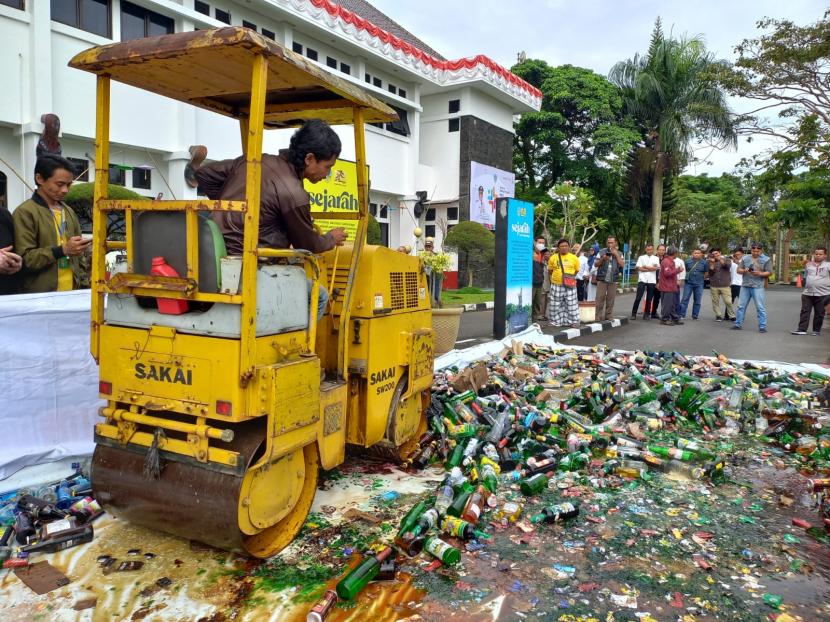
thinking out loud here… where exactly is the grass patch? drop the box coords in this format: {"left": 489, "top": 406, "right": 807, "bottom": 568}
{"left": 441, "top": 287, "right": 494, "bottom": 306}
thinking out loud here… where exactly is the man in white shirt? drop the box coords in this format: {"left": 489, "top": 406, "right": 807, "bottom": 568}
{"left": 730, "top": 248, "right": 743, "bottom": 303}
{"left": 675, "top": 254, "right": 686, "bottom": 292}
{"left": 576, "top": 248, "right": 589, "bottom": 301}
{"left": 630, "top": 243, "right": 660, "bottom": 320}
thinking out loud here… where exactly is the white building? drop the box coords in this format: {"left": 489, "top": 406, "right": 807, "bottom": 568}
{"left": 0, "top": 0, "right": 540, "bottom": 265}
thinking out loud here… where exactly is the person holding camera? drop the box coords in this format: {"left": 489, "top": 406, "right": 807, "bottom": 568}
{"left": 732, "top": 242, "right": 772, "bottom": 332}
{"left": 593, "top": 236, "right": 623, "bottom": 321}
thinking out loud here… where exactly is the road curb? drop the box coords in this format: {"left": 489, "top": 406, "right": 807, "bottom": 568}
{"left": 548, "top": 318, "right": 629, "bottom": 341}
{"left": 460, "top": 301, "right": 495, "bottom": 312}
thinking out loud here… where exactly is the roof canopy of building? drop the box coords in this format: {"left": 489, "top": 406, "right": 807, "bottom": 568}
{"left": 244, "top": 0, "right": 541, "bottom": 112}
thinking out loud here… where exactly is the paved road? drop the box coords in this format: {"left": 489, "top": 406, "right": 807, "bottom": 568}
{"left": 456, "top": 287, "right": 829, "bottom": 365}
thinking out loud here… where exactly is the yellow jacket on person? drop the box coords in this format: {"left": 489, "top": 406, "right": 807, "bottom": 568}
{"left": 547, "top": 252, "right": 580, "bottom": 286}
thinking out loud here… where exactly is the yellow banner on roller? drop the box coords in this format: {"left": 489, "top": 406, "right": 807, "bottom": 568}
{"left": 304, "top": 159, "right": 364, "bottom": 242}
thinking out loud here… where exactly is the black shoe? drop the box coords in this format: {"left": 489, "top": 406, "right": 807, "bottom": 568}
{"left": 731, "top": 325, "right": 742, "bottom": 330}
{"left": 660, "top": 320, "right": 672, "bottom": 326}
{"left": 642, "top": 315, "right": 650, "bottom": 321}
{"left": 630, "top": 315, "right": 637, "bottom": 320}
{"left": 791, "top": 330, "right": 806, "bottom": 335}
{"left": 673, "top": 320, "right": 684, "bottom": 325}
{"left": 812, "top": 331, "right": 821, "bottom": 336}
{"left": 715, "top": 317, "right": 723, "bottom": 322}
{"left": 692, "top": 316, "right": 699, "bottom": 320}
{"left": 759, "top": 327, "right": 767, "bottom": 333}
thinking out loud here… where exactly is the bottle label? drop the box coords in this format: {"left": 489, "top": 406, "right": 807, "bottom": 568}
{"left": 425, "top": 537, "right": 453, "bottom": 558}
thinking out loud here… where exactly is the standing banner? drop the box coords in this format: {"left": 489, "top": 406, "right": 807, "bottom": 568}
{"left": 494, "top": 197, "right": 535, "bottom": 339}
{"left": 469, "top": 161, "right": 515, "bottom": 231}
{"left": 304, "top": 159, "right": 363, "bottom": 241}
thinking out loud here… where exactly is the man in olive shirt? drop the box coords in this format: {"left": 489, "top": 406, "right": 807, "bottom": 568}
{"left": 190, "top": 120, "right": 347, "bottom": 319}
{"left": 707, "top": 248, "right": 734, "bottom": 321}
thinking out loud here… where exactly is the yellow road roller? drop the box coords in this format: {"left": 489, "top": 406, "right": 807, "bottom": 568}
{"left": 69, "top": 27, "right": 433, "bottom": 558}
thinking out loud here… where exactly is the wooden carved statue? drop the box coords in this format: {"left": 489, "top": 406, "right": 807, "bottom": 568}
{"left": 36, "top": 113, "right": 62, "bottom": 158}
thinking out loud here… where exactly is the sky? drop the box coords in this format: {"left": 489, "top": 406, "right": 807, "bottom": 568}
{"left": 369, "top": 0, "right": 822, "bottom": 176}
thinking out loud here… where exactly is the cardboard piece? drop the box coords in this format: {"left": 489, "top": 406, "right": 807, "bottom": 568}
{"left": 450, "top": 362, "right": 489, "bottom": 394}
{"left": 73, "top": 597, "right": 98, "bottom": 611}
{"left": 343, "top": 508, "right": 382, "bottom": 525}
{"left": 14, "top": 561, "right": 70, "bottom": 595}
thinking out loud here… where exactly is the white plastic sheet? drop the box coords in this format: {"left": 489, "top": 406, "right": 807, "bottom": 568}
{"left": 0, "top": 290, "right": 102, "bottom": 481}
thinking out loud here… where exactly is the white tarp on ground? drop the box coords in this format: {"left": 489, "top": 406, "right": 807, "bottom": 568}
{"left": 1, "top": 297, "right": 825, "bottom": 487}
{"left": 0, "top": 290, "right": 101, "bottom": 481}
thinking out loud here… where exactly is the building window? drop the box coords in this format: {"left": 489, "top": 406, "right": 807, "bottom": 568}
{"left": 194, "top": 0, "right": 209, "bottom": 16}
{"left": 425, "top": 225, "right": 436, "bottom": 239}
{"left": 379, "top": 204, "right": 388, "bottom": 219}
{"left": 326, "top": 56, "right": 337, "bottom": 69}
{"left": 372, "top": 77, "right": 382, "bottom": 88}
{"left": 364, "top": 73, "right": 371, "bottom": 83}
{"left": 66, "top": 157, "right": 89, "bottom": 182}
{"left": 0, "top": 0, "right": 25, "bottom": 9}
{"left": 340, "top": 62, "right": 351, "bottom": 75}
{"left": 386, "top": 106, "right": 410, "bottom": 137}
{"left": 292, "top": 41, "right": 303, "bottom": 54}
{"left": 448, "top": 118, "right": 460, "bottom": 132}
{"left": 262, "top": 28, "right": 275, "bottom": 40}
{"left": 398, "top": 88, "right": 407, "bottom": 99}
{"left": 51, "top": 0, "right": 111, "bottom": 38}
{"left": 447, "top": 207, "right": 459, "bottom": 221}
{"left": 369, "top": 203, "right": 377, "bottom": 217}
{"left": 214, "top": 7, "right": 230, "bottom": 24}
{"left": 306, "top": 48, "right": 318, "bottom": 61}
{"left": 388, "top": 84, "right": 397, "bottom": 95}
{"left": 121, "top": 1, "right": 174, "bottom": 40}
{"left": 449, "top": 99, "right": 460, "bottom": 114}
{"left": 132, "top": 167, "right": 152, "bottom": 190}
{"left": 242, "top": 20, "right": 257, "bottom": 32}
{"left": 425, "top": 208, "right": 435, "bottom": 222}
{"left": 108, "top": 164, "right": 126, "bottom": 186}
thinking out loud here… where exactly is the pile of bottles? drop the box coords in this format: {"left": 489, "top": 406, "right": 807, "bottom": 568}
{"left": 304, "top": 346, "right": 830, "bottom": 619}
{"left": 307, "top": 345, "right": 830, "bottom": 620}
{"left": 0, "top": 462, "right": 101, "bottom": 567}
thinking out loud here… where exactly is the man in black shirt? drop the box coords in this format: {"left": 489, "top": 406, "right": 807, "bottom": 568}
{"left": 0, "top": 201, "right": 23, "bottom": 294}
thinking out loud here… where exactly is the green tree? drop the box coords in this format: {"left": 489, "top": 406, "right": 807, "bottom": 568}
{"left": 545, "top": 182, "right": 606, "bottom": 249}
{"left": 511, "top": 61, "right": 639, "bottom": 206}
{"left": 443, "top": 221, "right": 495, "bottom": 288}
{"left": 610, "top": 19, "right": 737, "bottom": 247}
{"left": 724, "top": 10, "right": 830, "bottom": 168}
{"left": 366, "top": 213, "right": 382, "bottom": 245}
{"left": 64, "top": 182, "right": 144, "bottom": 240}
{"left": 670, "top": 174, "right": 749, "bottom": 250}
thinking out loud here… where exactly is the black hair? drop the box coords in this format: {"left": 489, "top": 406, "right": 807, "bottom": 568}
{"left": 816, "top": 246, "right": 827, "bottom": 253}
{"left": 710, "top": 247, "right": 721, "bottom": 253}
{"left": 287, "top": 119, "right": 341, "bottom": 177}
{"left": 535, "top": 235, "right": 546, "bottom": 242}
{"left": 733, "top": 247, "right": 744, "bottom": 254}
{"left": 34, "top": 155, "right": 74, "bottom": 185}
{"left": 556, "top": 238, "right": 569, "bottom": 247}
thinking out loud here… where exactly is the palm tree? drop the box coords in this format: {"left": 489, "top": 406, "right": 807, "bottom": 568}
{"left": 610, "top": 19, "right": 737, "bottom": 246}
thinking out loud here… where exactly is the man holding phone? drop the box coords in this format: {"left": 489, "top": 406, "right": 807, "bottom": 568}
{"left": 12, "top": 155, "right": 90, "bottom": 293}
{"left": 732, "top": 242, "right": 772, "bottom": 332}
{"left": 593, "top": 235, "right": 624, "bottom": 321}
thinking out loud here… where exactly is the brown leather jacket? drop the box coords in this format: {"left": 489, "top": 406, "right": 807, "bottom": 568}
{"left": 195, "top": 151, "right": 336, "bottom": 256}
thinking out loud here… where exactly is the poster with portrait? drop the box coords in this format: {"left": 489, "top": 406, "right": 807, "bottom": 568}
{"left": 469, "top": 162, "right": 515, "bottom": 230}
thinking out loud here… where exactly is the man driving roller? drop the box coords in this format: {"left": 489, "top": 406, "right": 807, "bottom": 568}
{"left": 187, "top": 119, "right": 347, "bottom": 319}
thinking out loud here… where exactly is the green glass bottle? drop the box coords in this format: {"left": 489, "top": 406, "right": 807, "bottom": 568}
{"left": 336, "top": 546, "right": 393, "bottom": 600}
{"left": 647, "top": 445, "right": 694, "bottom": 462}
{"left": 520, "top": 472, "right": 551, "bottom": 496}
{"left": 447, "top": 442, "right": 465, "bottom": 468}
{"left": 424, "top": 536, "right": 461, "bottom": 565}
{"left": 447, "top": 488, "right": 472, "bottom": 518}
{"left": 397, "top": 500, "right": 426, "bottom": 538}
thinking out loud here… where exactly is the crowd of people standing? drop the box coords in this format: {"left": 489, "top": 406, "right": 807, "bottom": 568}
{"left": 532, "top": 235, "right": 830, "bottom": 336}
